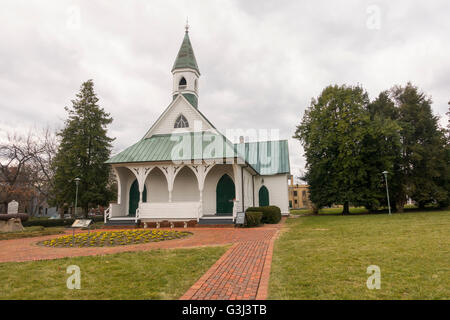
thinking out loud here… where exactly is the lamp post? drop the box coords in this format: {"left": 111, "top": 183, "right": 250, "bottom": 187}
{"left": 74, "top": 178, "right": 80, "bottom": 217}
{"left": 382, "top": 171, "right": 391, "bottom": 215}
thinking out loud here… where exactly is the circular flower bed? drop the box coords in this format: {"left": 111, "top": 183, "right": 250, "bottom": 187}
{"left": 38, "top": 230, "right": 192, "bottom": 248}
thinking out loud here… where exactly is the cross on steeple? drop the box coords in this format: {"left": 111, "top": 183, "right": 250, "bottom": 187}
{"left": 185, "top": 17, "right": 189, "bottom": 33}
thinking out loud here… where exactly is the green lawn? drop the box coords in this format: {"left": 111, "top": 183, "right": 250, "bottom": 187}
{"left": 290, "top": 207, "right": 369, "bottom": 215}
{"left": 269, "top": 210, "right": 449, "bottom": 299}
{"left": 0, "top": 226, "right": 65, "bottom": 240}
{"left": 0, "top": 246, "right": 227, "bottom": 300}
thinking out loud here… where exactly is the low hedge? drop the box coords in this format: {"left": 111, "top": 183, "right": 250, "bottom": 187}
{"left": 246, "top": 206, "right": 281, "bottom": 224}
{"left": 0, "top": 214, "right": 29, "bottom": 222}
{"left": 245, "top": 211, "right": 263, "bottom": 227}
{"left": 22, "top": 216, "right": 104, "bottom": 228}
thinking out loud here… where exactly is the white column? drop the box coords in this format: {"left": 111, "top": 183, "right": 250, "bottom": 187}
{"left": 232, "top": 164, "right": 242, "bottom": 216}
{"left": 198, "top": 189, "right": 203, "bottom": 220}
{"left": 112, "top": 167, "right": 122, "bottom": 205}
{"left": 188, "top": 163, "right": 214, "bottom": 219}
{"left": 158, "top": 165, "right": 179, "bottom": 203}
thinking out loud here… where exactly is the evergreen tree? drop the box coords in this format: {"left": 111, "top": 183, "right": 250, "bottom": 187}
{"left": 391, "top": 83, "right": 449, "bottom": 209}
{"left": 51, "top": 80, "right": 115, "bottom": 216}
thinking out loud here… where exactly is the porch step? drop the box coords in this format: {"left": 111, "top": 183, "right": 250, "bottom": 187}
{"left": 104, "top": 219, "right": 140, "bottom": 227}
{"left": 198, "top": 217, "right": 234, "bottom": 225}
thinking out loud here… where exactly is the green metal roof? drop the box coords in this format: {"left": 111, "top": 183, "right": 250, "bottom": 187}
{"left": 234, "top": 140, "right": 290, "bottom": 175}
{"left": 107, "top": 132, "right": 290, "bottom": 176}
{"left": 107, "top": 132, "right": 235, "bottom": 164}
{"left": 182, "top": 93, "right": 198, "bottom": 108}
{"left": 171, "top": 31, "right": 200, "bottom": 74}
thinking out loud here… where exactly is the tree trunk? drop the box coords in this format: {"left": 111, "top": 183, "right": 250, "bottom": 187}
{"left": 312, "top": 204, "right": 319, "bottom": 215}
{"left": 84, "top": 205, "right": 89, "bottom": 219}
{"left": 343, "top": 201, "right": 350, "bottom": 215}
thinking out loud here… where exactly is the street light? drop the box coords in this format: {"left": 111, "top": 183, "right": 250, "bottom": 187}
{"left": 382, "top": 171, "right": 391, "bottom": 215}
{"left": 74, "top": 178, "right": 81, "bottom": 217}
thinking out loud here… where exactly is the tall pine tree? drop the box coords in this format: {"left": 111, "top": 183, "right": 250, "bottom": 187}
{"left": 51, "top": 80, "right": 114, "bottom": 216}
{"left": 391, "top": 83, "right": 449, "bottom": 209}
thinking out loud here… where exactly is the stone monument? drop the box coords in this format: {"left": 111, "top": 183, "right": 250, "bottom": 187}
{"left": 0, "top": 218, "right": 24, "bottom": 232}
{"left": 0, "top": 200, "right": 24, "bottom": 232}
{"left": 7, "top": 200, "right": 19, "bottom": 214}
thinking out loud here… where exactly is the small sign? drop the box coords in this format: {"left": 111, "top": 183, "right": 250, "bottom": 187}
{"left": 235, "top": 212, "right": 245, "bottom": 225}
{"left": 71, "top": 219, "right": 92, "bottom": 228}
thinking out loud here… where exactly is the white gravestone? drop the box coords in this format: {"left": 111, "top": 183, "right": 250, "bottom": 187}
{"left": 7, "top": 200, "right": 19, "bottom": 214}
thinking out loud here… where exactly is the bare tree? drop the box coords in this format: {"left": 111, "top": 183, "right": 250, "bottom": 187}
{"left": 28, "top": 128, "right": 59, "bottom": 215}
{"left": 0, "top": 128, "right": 58, "bottom": 214}
{"left": 0, "top": 132, "right": 36, "bottom": 213}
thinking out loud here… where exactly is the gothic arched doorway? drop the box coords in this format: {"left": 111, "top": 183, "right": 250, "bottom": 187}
{"left": 129, "top": 179, "right": 147, "bottom": 216}
{"left": 216, "top": 174, "right": 235, "bottom": 216}
{"left": 259, "top": 185, "right": 269, "bottom": 206}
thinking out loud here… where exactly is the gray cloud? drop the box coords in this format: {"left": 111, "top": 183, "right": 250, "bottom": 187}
{"left": 0, "top": 0, "right": 449, "bottom": 178}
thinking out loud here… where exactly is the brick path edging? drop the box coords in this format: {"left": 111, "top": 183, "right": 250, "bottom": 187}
{"left": 255, "top": 229, "right": 279, "bottom": 300}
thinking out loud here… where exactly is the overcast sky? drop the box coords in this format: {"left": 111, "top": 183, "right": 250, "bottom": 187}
{"left": 1, "top": 0, "right": 449, "bottom": 182}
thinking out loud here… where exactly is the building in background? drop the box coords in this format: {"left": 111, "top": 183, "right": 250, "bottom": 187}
{"left": 288, "top": 175, "right": 311, "bottom": 209}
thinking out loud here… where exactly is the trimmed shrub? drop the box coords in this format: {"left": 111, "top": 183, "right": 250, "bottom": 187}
{"left": 23, "top": 219, "right": 75, "bottom": 228}
{"left": 245, "top": 211, "right": 262, "bottom": 227}
{"left": 0, "top": 214, "right": 29, "bottom": 222}
{"left": 262, "top": 206, "right": 282, "bottom": 224}
{"left": 22, "top": 216, "right": 103, "bottom": 228}
{"left": 246, "top": 206, "right": 281, "bottom": 224}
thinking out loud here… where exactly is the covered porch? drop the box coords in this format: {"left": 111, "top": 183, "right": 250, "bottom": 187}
{"left": 105, "top": 162, "right": 244, "bottom": 224}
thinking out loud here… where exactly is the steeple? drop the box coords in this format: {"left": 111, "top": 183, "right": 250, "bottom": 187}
{"left": 171, "top": 25, "right": 200, "bottom": 75}
{"left": 171, "top": 24, "right": 200, "bottom": 107}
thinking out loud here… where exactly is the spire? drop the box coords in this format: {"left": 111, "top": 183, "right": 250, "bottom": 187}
{"left": 171, "top": 25, "right": 200, "bottom": 75}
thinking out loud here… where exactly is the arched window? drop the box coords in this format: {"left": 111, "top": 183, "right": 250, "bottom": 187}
{"left": 179, "top": 77, "right": 187, "bottom": 90}
{"left": 194, "top": 79, "right": 198, "bottom": 91}
{"left": 174, "top": 114, "right": 189, "bottom": 128}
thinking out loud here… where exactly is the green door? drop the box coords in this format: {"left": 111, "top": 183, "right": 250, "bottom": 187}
{"left": 259, "top": 186, "right": 269, "bottom": 206}
{"left": 129, "top": 179, "right": 147, "bottom": 217}
{"left": 216, "top": 174, "right": 235, "bottom": 216}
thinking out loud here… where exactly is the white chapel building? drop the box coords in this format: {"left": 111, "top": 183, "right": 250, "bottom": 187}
{"left": 105, "top": 27, "right": 290, "bottom": 226}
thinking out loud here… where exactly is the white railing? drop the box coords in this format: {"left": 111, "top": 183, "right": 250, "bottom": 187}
{"left": 104, "top": 205, "right": 111, "bottom": 223}
{"left": 232, "top": 200, "right": 239, "bottom": 221}
{"left": 108, "top": 203, "right": 124, "bottom": 219}
{"left": 138, "top": 202, "right": 201, "bottom": 220}
{"left": 135, "top": 208, "right": 140, "bottom": 223}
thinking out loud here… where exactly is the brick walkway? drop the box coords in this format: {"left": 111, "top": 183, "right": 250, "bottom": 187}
{"left": 180, "top": 223, "right": 281, "bottom": 300}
